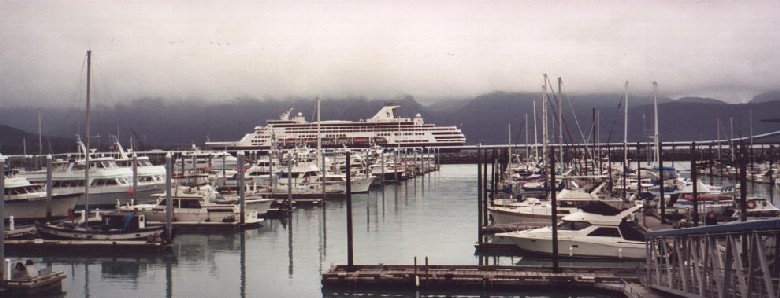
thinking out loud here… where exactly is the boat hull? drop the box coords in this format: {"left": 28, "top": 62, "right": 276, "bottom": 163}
{"left": 35, "top": 222, "right": 165, "bottom": 241}
{"left": 4, "top": 193, "right": 80, "bottom": 220}
{"left": 493, "top": 234, "right": 646, "bottom": 260}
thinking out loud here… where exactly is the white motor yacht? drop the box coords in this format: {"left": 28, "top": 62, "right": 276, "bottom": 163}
{"left": 493, "top": 204, "right": 646, "bottom": 260}
{"left": 3, "top": 175, "right": 80, "bottom": 220}
{"left": 488, "top": 187, "right": 625, "bottom": 226}
{"left": 118, "top": 187, "right": 263, "bottom": 224}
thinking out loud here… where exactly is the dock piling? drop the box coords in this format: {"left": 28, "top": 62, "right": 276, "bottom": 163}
{"left": 691, "top": 142, "right": 699, "bottom": 226}
{"left": 549, "top": 147, "right": 559, "bottom": 273}
{"left": 165, "top": 152, "right": 173, "bottom": 243}
{"left": 45, "top": 155, "right": 53, "bottom": 219}
{"left": 1, "top": 155, "right": 5, "bottom": 278}
{"left": 346, "top": 152, "right": 354, "bottom": 271}
{"left": 477, "top": 146, "right": 483, "bottom": 244}
{"left": 238, "top": 152, "right": 246, "bottom": 225}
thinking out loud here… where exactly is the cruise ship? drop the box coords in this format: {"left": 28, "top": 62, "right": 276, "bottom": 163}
{"left": 205, "top": 106, "right": 466, "bottom": 149}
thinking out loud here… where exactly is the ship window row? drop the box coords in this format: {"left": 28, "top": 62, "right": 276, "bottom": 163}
{"left": 4, "top": 185, "right": 41, "bottom": 195}
{"left": 91, "top": 178, "right": 129, "bottom": 186}
{"left": 138, "top": 176, "right": 163, "bottom": 182}
{"left": 52, "top": 180, "right": 87, "bottom": 188}
{"left": 396, "top": 140, "right": 426, "bottom": 143}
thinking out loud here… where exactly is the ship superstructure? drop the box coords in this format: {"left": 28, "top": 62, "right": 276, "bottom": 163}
{"left": 206, "top": 106, "right": 466, "bottom": 149}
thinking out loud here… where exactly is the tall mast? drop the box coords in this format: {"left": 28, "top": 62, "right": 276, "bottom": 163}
{"left": 507, "top": 123, "right": 512, "bottom": 166}
{"left": 730, "top": 117, "right": 734, "bottom": 162}
{"left": 653, "top": 81, "right": 659, "bottom": 163}
{"left": 525, "top": 114, "right": 529, "bottom": 161}
{"left": 533, "top": 100, "right": 538, "bottom": 161}
{"left": 557, "top": 77, "right": 563, "bottom": 167}
{"left": 717, "top": 118, "right": 721, "bottom": 160}
{"left": 38, "top": 108, "right": 43, "bottom": 155}
{"left": 623, "top": 81, "right": 629, "bottom": 169}
{"left": 85, "top": 50, "right": 92, "bottom": 213}
{"left": 317, "top": 96, "right": 321, "bottom": 152}
{"left": 542, "top": 74, "right": 548, "bottom": 169}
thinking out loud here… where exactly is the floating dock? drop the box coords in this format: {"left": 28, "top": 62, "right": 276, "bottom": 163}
{"left": 0, "top": 271, "right": 67, "bottom": 296}
{"left": 321, "top": 264, "right": 664, "bottom": 296}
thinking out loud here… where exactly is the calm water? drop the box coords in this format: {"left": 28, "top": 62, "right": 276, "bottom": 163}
{"left": 19, "top": 163, "right": 777, "bottom": 297}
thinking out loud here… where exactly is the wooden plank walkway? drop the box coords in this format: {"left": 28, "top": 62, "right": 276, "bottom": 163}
{"left": 322, "top": 264, "right": 643, "bottom": 293}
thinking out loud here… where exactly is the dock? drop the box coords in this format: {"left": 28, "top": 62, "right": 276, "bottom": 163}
{"left": 0, "top": 271, "right": 67, "bottom": 296}
{"left": 321, "top": 264, "right": 665, "bottom": 296}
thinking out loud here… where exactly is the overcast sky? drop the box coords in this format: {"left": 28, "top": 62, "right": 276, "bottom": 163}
{"left": 1, "top": 0, "right": 778, "bottom": 106}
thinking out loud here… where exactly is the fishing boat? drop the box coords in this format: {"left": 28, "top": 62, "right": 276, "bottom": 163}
{"left": 119, "top": 188, "right": 262, "bottom": 225}
{"left": 36, "top": 211, "right": 165, "bottom": 241}
{"left": 33, "top": 51, "right": 166, "bottom": 242}
{"left": 493, "top": 204, "right": 646, "bottom": 260}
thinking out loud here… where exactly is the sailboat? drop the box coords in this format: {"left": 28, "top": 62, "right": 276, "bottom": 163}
{"left": 36, "top": 51, "right": 166, "bottom": 241}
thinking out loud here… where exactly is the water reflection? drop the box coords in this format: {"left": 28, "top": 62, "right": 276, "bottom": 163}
{"left": 25, "top": 164, "right": 761, "bottom": 297}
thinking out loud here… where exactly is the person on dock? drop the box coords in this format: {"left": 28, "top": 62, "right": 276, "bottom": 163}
{"left": 705, "top": 211, "right": 718, "bottom": 225}
{"left": 25, "top": 260, "right": 39, "bottom": 278}
{"left": 11, "top": 262, "right": 29, "bottom": 280}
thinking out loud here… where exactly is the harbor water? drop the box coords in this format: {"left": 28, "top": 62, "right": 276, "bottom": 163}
{"left": 20, "top": 163, "right": 778, "bottom": 297}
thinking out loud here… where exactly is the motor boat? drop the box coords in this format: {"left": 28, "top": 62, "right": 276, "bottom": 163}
{"left": 493, "top": 203, "right": 646, "bottom": 260}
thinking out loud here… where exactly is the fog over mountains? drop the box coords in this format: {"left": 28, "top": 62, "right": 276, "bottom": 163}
{"left": 1, "top": 91, "right": 779, "bottom": 154}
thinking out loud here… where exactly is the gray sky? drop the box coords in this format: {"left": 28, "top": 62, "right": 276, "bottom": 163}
{"left": 2, "top": 0, "right": 778, "bottom": 106}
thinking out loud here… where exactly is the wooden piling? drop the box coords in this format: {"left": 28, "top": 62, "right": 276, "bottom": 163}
{"left": 691, "top": 142, "right": 699, "bottom": 227}
{"left": 658, "top": 142, "right": 666, "bottom": 223}
{"left": 346, "top": 152, "right": 354, "bottom": 270}
{"left": 549, "top": 147, "right": 559, "bottom": 273}
{"left": 739, "top": 143, "right": 748, "bottom": 222}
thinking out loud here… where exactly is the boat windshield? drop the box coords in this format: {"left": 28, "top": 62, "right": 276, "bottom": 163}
{"left": 557, "top": 221, "right": 591, "bottom": 231}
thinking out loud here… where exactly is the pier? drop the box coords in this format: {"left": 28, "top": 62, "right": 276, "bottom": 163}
{"left": 321, "top": 263, "right": 665, "bottom": 297}
{"left": 645, "top": 219, "right": 780, "bottom": 297}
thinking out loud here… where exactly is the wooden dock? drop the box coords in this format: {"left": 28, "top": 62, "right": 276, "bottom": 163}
{"left": 0, "top": 271, "right": 67, "bottom": 296}
{"left": 322, "top": 264, "right": 645, "bottom": 294}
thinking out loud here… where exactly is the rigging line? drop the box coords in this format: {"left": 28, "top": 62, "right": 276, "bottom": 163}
{"left": 542, "top": 78, "right": 575, "bottom": 146}
{"left": 561, "top": 90, "right": 594, "bottom": 160}
{"left": 65, "top": 54, "right": 89, "bottom": 141}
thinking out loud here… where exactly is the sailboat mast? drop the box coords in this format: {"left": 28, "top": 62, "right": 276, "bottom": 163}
{"left": 557, "top": 77, "right": 563, "bottom": 167}
{"left": 730, "top": 117, "right": 734, "bottom": 162}
{"left": 507, "top": 123, "right": 512, "bottom": 165}
{"left": 38, "top": 109, "right": 43, "bottom": 155}
{"left": 85, "top": 50, "right": 92, "bottom": 213}
{"left": 653, "top": 81, "right": 659, "bottom": 163}
{"left": 525, "top": 114, "right": 529, "bottom": 161}
{"left": 717, "top": 118, "right": 721, "bottom": 160}
{"left": 542, "top": 74, "right": 548, "bottom": 169}
{"left": 533, "top": 100, "right": 538, "bottom": 161}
